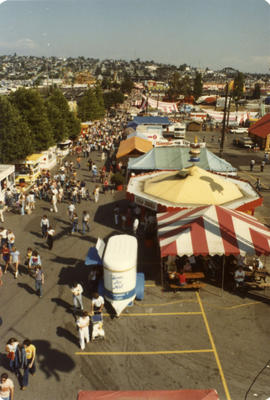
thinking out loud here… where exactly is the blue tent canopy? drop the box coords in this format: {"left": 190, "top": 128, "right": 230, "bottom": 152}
{"left": 85, "top": 247, "right": 103, "bottom": 266}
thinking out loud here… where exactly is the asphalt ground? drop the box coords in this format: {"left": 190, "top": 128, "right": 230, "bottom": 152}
{"left": 1, "top": 135, "right": 270, "bottom": 400}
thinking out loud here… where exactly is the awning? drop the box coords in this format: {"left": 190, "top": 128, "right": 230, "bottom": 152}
{"left": 157, "top": 205, "right": 270, "bottom": 257}
{"left": 77, "top": 389, "right": 219, "bottom": 400}
{"left": 116, "top": 137, "right": 152, "bottom": 159}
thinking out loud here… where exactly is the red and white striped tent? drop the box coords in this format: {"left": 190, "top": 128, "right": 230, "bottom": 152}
{"left": 157, "top": 205, "right": 270, "bottom": 258}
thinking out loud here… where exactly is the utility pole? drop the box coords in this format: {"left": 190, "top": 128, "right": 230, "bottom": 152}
{"left": 219, "top": 82, "right": 229, "bottom": 158}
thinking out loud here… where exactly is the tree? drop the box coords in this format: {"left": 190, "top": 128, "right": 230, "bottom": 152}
{"left": 103, "top": 90, "right": 124, "bottom": 110}
{"left": 167, "top": 72, "right": 192, "bottom": 100}
{"left": 252, "top": 83, "right": 261, "bottom": 99}
{"left": 77, "top": 88, "right": 104, "bottom": 121}
{"left": 193, "top": 72, "right": 203, "bottom": 100}
{"left": 94, "top": 85, "right": 105, "bottom": 119}
{"left": 120, "top": 76, "right": 134, "bottom": 94}
{"left": 0, "top": 96, "right": 33, "bottom": 163}
{"left": 10, "top": 88, "right": 54, "bottom": 151}
{"left": 232, "top": 71, "right": 245, "bottom": 100}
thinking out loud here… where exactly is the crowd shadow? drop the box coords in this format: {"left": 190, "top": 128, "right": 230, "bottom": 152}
{"left": 51, "top": 298, "right": 74, "bottom": 315}
{"left": 33, "top": 339, "right": 75, "bottom": 381}
{"left": 94, "top": 199, "right": 130, "bottom": 229}
{"left": 17, "top": 282, "right": 36, "bottom": 295}
{"left": 56, "top": 327, "right": 78, "bottom": 346}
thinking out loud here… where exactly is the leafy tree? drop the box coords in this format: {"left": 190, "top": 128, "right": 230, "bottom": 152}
{"left": 103, "top": 90, "right": 124, "bottom": 110}
{"left": 167, "top": 72, "right": 192, "bottom": 100}
{"left": 77, "top": 88, "right": 104, "bottom": 121}
{"left": 10, "top": 88, "right": 54, "bottom": 151}
{"left": 252, "top": 83, "right": 261, "bottom": 99}
{"left": 0, "top": 96, "right": 33, "bottom": 163}
{"left": 66, "top": 112, "right": 81, "bottom": 140}
{"left": 193, "top": 72, "right": 203, "bottom": 100}
{"left": 101, "top": 77, "right": 112, "bottom": 90}
{"left": 120, "top": 76, "right": 134, "bottom": 94}
{"left": 95, "top": 85, "right": 105, "bottom": 119}
{"left": 232, "top": 71, "right": 245, "bottom": 100}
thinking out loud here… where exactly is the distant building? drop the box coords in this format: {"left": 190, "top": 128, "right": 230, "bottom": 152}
{"left": 249, "top": 113, "right": 270, "bottom": 150}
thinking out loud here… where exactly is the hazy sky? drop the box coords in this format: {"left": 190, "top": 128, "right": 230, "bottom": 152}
{"left": 0, "top": 0, "right": 269, "bottom": 73}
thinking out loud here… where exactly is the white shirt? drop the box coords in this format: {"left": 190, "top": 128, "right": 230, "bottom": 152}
{"left": 92, "top": 295, "right": 104, "bottom": 308}
{"left": 71, "top": 284, "right": 83, "bottom": 297}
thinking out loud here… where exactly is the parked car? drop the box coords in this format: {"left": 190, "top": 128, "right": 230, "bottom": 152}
{"left": 233, "top": 137, "right": 254, "bottom": 149}
{"left": 230, "top": 127, "right": 249, "bottom": 134}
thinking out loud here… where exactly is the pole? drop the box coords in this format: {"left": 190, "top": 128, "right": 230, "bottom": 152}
{"left": 219, "top": 82, "right": 229, "bottom": 158}
{"left": 221, "top": 255, "right": 225, "bottom": 298}
{"left": 226, "top": 96, "right": 231, "bottom": 128}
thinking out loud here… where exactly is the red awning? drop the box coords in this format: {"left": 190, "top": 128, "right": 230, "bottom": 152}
{"left": 77, "top": 390, "right": 219, "bottom": 400}
{"left": 157, "top": 205, "right": 270, "bottom": 257}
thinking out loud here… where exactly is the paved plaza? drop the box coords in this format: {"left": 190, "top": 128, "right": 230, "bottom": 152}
{"left": 1, "top": 135, "right": 270, "bottom": 400}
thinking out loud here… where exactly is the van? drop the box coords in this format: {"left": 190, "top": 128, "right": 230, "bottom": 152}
{"left": 233, "top": 137, "right": 254, "bottom": 149}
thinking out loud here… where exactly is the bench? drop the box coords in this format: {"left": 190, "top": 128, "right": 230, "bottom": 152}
{"left": 245, "top": 281, "right": 270, "bottom": 290}
{"left": 169, "top": 282, "right": 206, "bottom": 291}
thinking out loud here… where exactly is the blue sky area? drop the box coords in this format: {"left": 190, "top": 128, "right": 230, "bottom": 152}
{"left": 0, "top": 0, "right": 269, "bottom": 73}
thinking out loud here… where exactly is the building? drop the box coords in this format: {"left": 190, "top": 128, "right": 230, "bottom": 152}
{"left": 248, "top": 113, "right": 270, "bottom": 150}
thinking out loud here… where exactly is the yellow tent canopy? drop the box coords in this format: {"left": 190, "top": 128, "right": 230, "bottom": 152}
{"left": 116, "top": 137, "right": 152, "bottom": 159}
{"left": 144, "top": 165, "right": 243, "bottom": 205}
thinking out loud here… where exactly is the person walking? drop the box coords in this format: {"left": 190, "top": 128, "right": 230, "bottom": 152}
{"left": 113, "top": 204, "right": 120, "bottom": 225}
{"left": 255, "top": 178, "right": 262, "bottom": 191}
{"left": 68, "top": 202, "right": 76, "bottom": 220}
{"left": 91, "top": 292, "right": 104, "bottom": 315}
{"left": 71, "top": 282, "right": 84, "bottom": 311}
{"left": 51, "top": 193, "right": 58, "bottom": 213}
{"left": 0, "top": 201, "right": 6, "bottom": 223}
{"left": 47, "top": 227, "right": 55, "bottom": 250}
{"left": 133, "top": 218, "right": 139, "bottom": 236}
{"left": 34, "top": 265, "right": 45, "bottom": 298}
{"left": 40, "top": 215, "right": 50, "bottom": 238}
{"left": 20, "top": 339, "right": 36, "bottom": 391}
{"left": 82, "top": 211, "right": 90, "bottom": 235}
{"left": 76, "top": 311, "right": 90, "bottom": 350}
{"left": 71, "top": 213, "right": 79, "bottom": 234}
{"left": 250, "top": 159, "right": 255, "bottom": 171}
{"left": 10, "top": 247, "right": 20, "bottom": 279}
{"left": 1, "top": 243, "right": 11, "bottom": 274}
{"left": 5, "top": 338, "right": 19, "bottom": 373}
{"left": 0, "top": 373, "right": 14, "bottom": 400}
{"left": 93, "top": 186, "right": 100, "bottom": 203}
{"left": 261, "top": 160, "right": 265, "bottom": 172}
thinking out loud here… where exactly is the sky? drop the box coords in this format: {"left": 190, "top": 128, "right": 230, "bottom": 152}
{"left": 0, "top": 0, "right": 269, "bottom": 73}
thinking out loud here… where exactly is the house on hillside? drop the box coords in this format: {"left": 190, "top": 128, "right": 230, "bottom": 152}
{"left": 249, "top": 113, "right": 270, "bottom": 150}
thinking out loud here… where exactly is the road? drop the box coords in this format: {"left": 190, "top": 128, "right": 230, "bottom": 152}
{"left": 1, "top": 134, "right": 270, "bottom": 400}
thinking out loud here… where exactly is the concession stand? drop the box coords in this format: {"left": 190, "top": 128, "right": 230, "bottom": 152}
{"left": 157, "top": 205, "right": 270, "bottom": 292}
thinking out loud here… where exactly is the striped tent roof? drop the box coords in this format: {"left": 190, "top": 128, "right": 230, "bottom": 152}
{"left": 157, "top": 205, "right": 270, "bottom": 257}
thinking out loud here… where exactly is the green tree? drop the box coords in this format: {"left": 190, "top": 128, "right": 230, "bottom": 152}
{"left": 103, "top": 90, "right": 124, "bottom": 110}
{"left": 45, "top": 88, "right": 71, "bottom": 142}
{"left": 232, "top": 71, "right": 245, "bottom": 100}
{"left": 120, "top": 76, "right": 134, "bottom": 94}
{"left": 66, "top": 112, "right": 81, "bottom": 140}
{"left": 94, "top": 85, "right": 105, "bottom": 119}
{"left": 10, "top": 88, "right": 54, "bottom": 151}
{"left": 0, "top": 96, "right": 33, "bottom": 163}
{"left": 193, "top": 72, "right": 203, "bottom": 100}
{"left": 77, "top": 88, "right": 104, "bottom": 121}
{"left": 252, "top": 83, "right": 261, "bottom": 99}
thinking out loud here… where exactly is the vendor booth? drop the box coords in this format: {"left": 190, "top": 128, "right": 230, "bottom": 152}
{"left": 127, "top": 165, "right": 262, "bottom": 215}
{"left": 116, "top": 137, "right": 153, "bottom": 165}
{"left": 127, "top": 147, "right": 237, "bottom": 176}
{"left": 157, "top": 205, "right": 270, "bottom": 291}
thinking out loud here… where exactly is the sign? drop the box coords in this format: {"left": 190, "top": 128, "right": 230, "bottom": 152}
{"left": 135, "top": 195, "right": 157, "bottom": 211}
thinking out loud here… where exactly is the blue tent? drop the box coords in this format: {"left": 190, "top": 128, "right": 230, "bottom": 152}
{"left": 127, "top": 116, "right": 170, "bottom": 128}
{"left": 85, "top": 247, "right": 102, "bottom": 266}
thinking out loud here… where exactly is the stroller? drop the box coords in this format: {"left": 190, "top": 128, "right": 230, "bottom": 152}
{"left": 91, "top": 313, "right": 105, "bottom": 341}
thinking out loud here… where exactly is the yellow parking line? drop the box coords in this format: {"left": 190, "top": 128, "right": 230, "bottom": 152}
{"left": 137, "top": 299, "right": 197, "bottom": 307}
{"left": 209, "top": 301, "right": 260, "bottom": 311}
{"left": 76, "top": 349, "right": 214, "bottom": 356}
{"left": 103, "top": 312, "right": 202, "bottom": 317}
{"left": 196, "top": 292, "right": 231, "bottom": 400}
{"left": 145, "top": 284, "right": 156, "bottom": 287}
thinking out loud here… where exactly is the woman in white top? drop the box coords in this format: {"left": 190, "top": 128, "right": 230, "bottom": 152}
{"left": 76, "top": 311, "right": 90, "bottom": 350}
{"left": 5, "top": 338, "right": 19, "bottom": 373}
